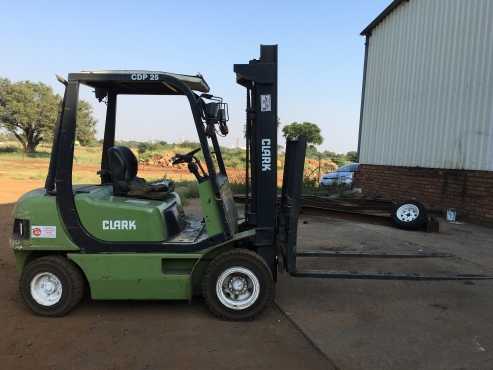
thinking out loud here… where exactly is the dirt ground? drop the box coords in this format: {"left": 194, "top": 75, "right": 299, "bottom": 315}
{"left": 278, "top": 212, "right": 493, "bottom": 370}
{"left": 0, "top": 199, "right": 331, "bottom": 370}
{"left": 2, "top": 179, "right": 493, "bottom": 370}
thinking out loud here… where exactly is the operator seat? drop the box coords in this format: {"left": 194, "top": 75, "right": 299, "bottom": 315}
{"left": 107, "top": 146, "right": 174, "bottom": 200}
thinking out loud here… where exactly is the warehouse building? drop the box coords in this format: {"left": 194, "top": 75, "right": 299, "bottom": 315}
{"left": 355, "top": 0, "right": 493, "bottom": 224}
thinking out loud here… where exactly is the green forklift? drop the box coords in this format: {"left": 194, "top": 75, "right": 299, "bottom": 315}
{"left": 11, "top": 45, "right": 492, "bottom": 320}
{"left": 11, "top": 45, "right": 285, "bottom": 320}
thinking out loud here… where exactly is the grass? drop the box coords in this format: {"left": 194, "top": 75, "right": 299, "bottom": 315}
{"left": 73, "top": 145, "right": 104, "bottom": 164}
{"left": 0, "top": 141, "right": 101, "bottom": 161}
{"left": 0, "top": 142, "right": 215, "bottom": 201}
{"left": 0, "top": 140, "right": 339, "bottom": 200}
{"left": 174, "top": 180, "right": 200, "bottom": 202}
{"left": 229, "top": 181, "right": 247, "bottom": 194}
{"left": 0, "top": 145, "right": 20, "bottom": 154}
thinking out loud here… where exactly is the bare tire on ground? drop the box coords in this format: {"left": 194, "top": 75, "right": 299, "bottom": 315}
{"left": 20, "top": 255, "right": 85, "bottom": 317}
{"left": 392, "top": 201, "right": 427, "bottom": 230}
{"left": 202, "top": 249, "right": 274, "bottom": 321}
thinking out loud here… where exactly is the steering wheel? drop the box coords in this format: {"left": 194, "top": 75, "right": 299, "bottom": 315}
{"left": 172, "top": 147, "right": 201, "bottom": 165}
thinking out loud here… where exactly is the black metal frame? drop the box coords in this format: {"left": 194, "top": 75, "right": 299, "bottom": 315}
{"left": 279, "top": 137, "right": 307, "bottom": 273}
{"left": 46, "top": 71, "right": 231, "bottom": 252}
{"left": 234, "top": 45, "right": 279, "bottom": 271}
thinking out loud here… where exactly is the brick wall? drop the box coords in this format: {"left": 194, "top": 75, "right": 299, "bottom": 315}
{"left": 353, "top": 165, "right": 493, "bottom": 225}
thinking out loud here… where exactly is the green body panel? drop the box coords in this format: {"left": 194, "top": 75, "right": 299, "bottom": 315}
{"left": 10, "top": 180, "right": 253, "bottom": 301}
{"left": 75, "top": 185, "right": 182, "bottom": 242}
{"left": 13, "top": 250, "right": 32, "bottom": 272}
{"left": 69, "top": 253, "right": 201, "bottom": 300}
{"left": 68, "top": 229, "right": 255, "bottom": 300}
{"left": 11, "top": 185, "right": 184, "bottom": 249}
{"left": 10, "top": 188, "right": 79, "bottom": 252}
{"left": 198, "top": 180, "right": 224, "bottom": 236}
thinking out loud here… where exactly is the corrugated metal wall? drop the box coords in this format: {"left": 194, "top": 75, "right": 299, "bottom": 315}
{"left": 360, "top": 0, "right": 493, "bottom": 171}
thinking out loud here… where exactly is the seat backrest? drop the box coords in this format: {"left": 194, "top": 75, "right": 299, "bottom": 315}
{"left": 107, "top": 146, "right": 139, "bottom": 194}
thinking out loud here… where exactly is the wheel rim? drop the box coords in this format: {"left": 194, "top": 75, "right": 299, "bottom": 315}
{"left": 396, "top": 204, "right": 420, "bottom": 222}
{"left": 30, "top": 272, "right": 63, "bottom": 306}
{"left": 216, "top": 266, "right": 260, "bottom": 311}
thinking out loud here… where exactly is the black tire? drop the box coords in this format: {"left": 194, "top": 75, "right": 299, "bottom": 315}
{"left": 202, "top": 249, "right": 274, "bottom": 321}
{"left": 20, "top": 256, "right": 85, "bottom": 317}
{"left": 391, "top": 201, "right": 427, "bottom": 230}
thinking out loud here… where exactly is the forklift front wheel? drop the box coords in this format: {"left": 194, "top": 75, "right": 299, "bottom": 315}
{"left": 20, "top": 256, "right": 85, "bottom": 317}
{"left": 202, "top": 249, "right": 274, "bottom": 321}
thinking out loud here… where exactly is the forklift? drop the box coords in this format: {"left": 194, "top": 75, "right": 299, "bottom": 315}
{"left": 11, "top": 45, "right": 493, "bottom": 321}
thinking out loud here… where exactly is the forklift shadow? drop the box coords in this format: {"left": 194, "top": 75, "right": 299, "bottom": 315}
{"left": 76, "top": 295, "right": 211, "bottom": 317}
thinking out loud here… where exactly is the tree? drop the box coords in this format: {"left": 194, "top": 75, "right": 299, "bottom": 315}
{"left": 0, "top": 80, "right": 59, "bottom": 152}
{"left": 282, "top": 121, "right": 323, "bottom": 146}
{"left": 137, "top": 142, "right": 152, "bottom": 155}
{"left": 76, "top": 100, "right": 97, "bottom": 146}
{"left": 0, "top": 79, "right": 97, "bottom": 152}
{"left": 346, "top": 151, "right": 358, "bottom": 162}
{"left": 0, "top": 78, "right": 9, "bottom": 93}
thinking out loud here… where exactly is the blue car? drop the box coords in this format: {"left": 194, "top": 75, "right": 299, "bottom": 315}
{"left": 320, "top": 163, "right": 360, "bottom": 187}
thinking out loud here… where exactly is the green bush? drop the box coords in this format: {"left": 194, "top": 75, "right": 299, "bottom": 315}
{"left": 302, "top": 176, "right": 319, "bottom": 194}
{"left": 0, "top": 145, "right": 20, "bottom": 153}
{"left": 229, "top": 181, "right": 246, "bottom": 194}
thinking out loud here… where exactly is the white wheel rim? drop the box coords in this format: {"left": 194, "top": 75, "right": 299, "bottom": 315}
{"left": 216, "top": 266, "right": 260, "bottom": 311}
{"left": 30, "top": 272, "right": 63, "bottom": 306}
{"left": 396, "top": 204, "right": 420, "bottom": 222}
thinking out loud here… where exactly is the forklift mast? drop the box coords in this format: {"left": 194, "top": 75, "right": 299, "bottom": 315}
{"left": 234, "top": 45, "right": 493, "bottom": 283}
{"left": 234, "top": 45, "right": 279, "bottom": 266}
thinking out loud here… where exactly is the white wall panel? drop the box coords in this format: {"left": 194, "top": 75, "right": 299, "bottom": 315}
{"left": 360, "top": 0, "right": 493, "bottom": 170}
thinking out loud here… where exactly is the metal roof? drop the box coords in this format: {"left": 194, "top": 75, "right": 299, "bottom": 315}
{"left": 361, "top": 0, "right": 409, "bottom": 36}
{"left": 68, "top": 70, "right": 210, "bottom": 94}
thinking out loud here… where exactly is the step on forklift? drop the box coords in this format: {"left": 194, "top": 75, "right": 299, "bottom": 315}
{"left": 11, "top": 45, "right": 493, "bottom": 321}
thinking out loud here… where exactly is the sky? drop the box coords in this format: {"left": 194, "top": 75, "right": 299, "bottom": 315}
{"left": 0, "top": 0, "right": 390, "bottom": 153}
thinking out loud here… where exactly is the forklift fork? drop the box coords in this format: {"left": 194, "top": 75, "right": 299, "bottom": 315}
{"left": 290, "top": 270, "right": 493, "bottom": 281}
{"left": 278, "top": 138, "right": 493, "bottom": 282}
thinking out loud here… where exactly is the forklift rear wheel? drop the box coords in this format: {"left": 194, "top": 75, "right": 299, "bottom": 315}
{"left": 202, "top": 249, "right": 274, "bottom": 321}
{"left": 20, "top": 256, "right": 85, "bottom": 317}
